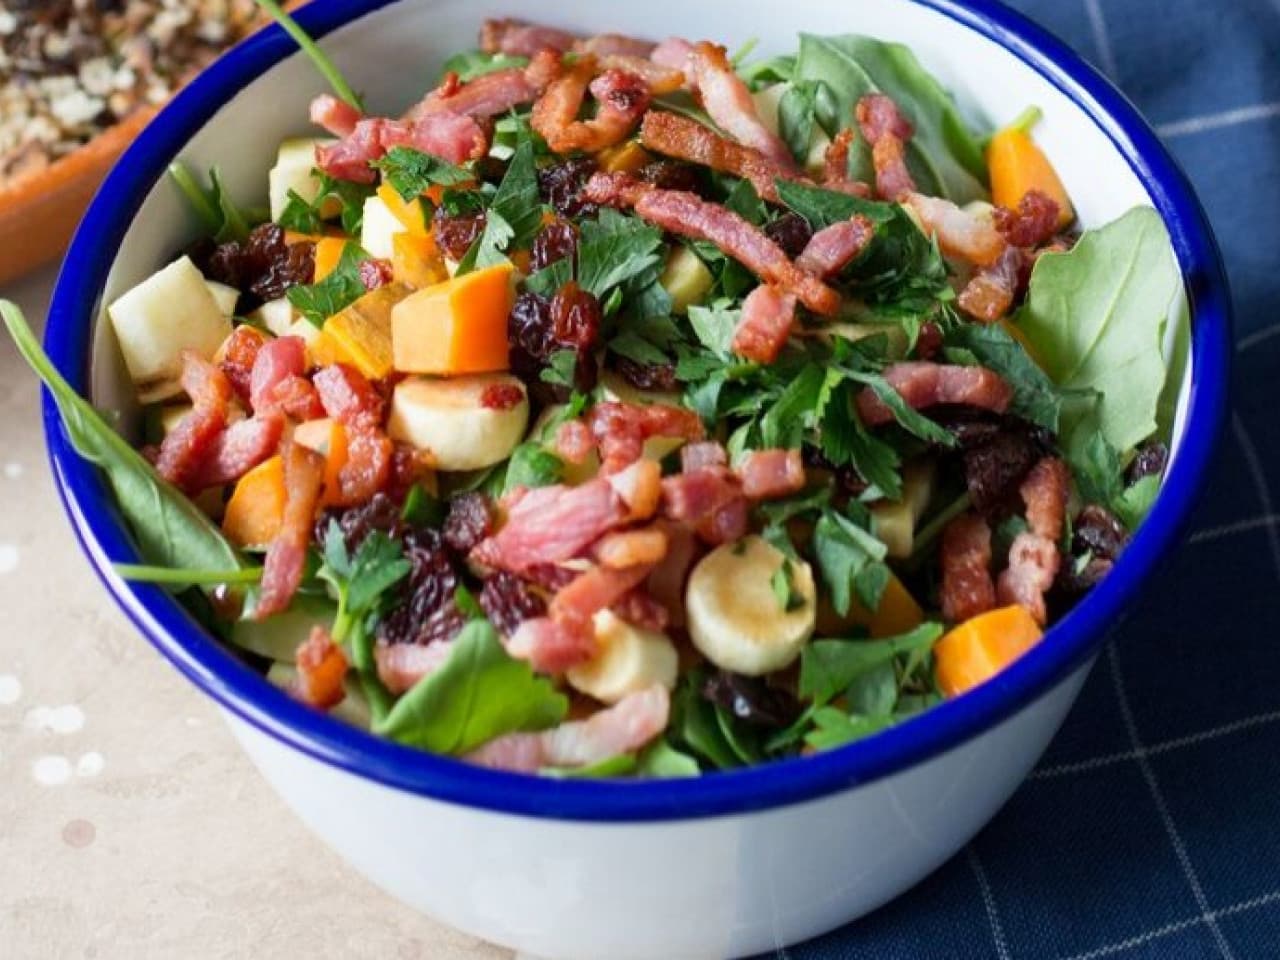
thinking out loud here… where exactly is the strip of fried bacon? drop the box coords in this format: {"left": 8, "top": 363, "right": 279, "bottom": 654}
{"left": 660, "top": 468, "right": 750, "bottom": 545}
{"left": 687, "top": 42, "right": 796, "bottom": 169}
{"left": 640, "top": 110, "right": 795, "bottom": 203}
{"left": 856, "top": 93, "right": 917, "bottom": 201}
{"left": 957, "top": 245, "right": 1023, "bottom": 322}
{"left": 584, "top": 172, "right": 841, "bottom": 315}
{"left": 293, "top": 626, "right": 348, "bottom": 709}
{"left": 310, "top": 93, "right": 363, "bottom": 138}
{"left": 819, "top": 129, "right": 873, "bottom": 197}
{"left": 903, "top": 192, "right": 1007, "bottom": 266}
{"left": 411, "top": 50, "right": 561, "bottom": 120}
{"left": 594, "top": 527, "right": 670, "bottom": 569}
{"left": 315, "top": 113, "right": 487, "bottom": 183}
{"left": 587, "top": 400, "right": 704, "bottom": 473}
{"left": 155, "top": 352, "right": 232, "bottom": 491}
{"left": 597, "top": 55, "right": 685, "bottom": 95}
{"left": 186, "top": 414, "right": 284, "bottom": 489}
{"left": 480, "top": 18, "right": 656, "bottom": 59}
{"left": 531, "top": 56, "right": 651, "bottom": 153}
{"left": 794, "top": 215, "right": 875, "bottom": 279}
{"left": 997, "top": 457, "right": 1070, "bottom": 624}
{"left": 737, "top": 448, "right": 807, "bottom": 500}
{"left": 466, "top": 685, "right": 670, "bottom": 772}
{"left": 940, "top": 512, "right": 996, "bottom": 622}
{"left": 313, "top": 363, "right": 385, "bottom": 430}
{"left": 257, "top": 440, "right": 326, "bottom": 620}
{"left": 732, "top": 283, "right": 797, "bottom": 363}
{"left": 375, "top": 638, "right": 454, "bottom": 695}
{"left": 855, "top": 362, "right": 1014, "bottom": 426}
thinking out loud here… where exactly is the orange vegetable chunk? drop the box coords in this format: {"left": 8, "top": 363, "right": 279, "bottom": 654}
{"left": 392, "top": 233, "right": 449, "bottom": 289}
{"left": 986, "top": 127, "right": 1074, "bottom": 229}
{"left": 321, "top": 282, "right": 409, "bottom": 379}
{"left": 313, "top": 236, "right": 347, "bottom": 282}
{"left": 222, "top": 455, "right": 286, "bottom": 548}
{"left": 376, "top": 183, "right": 430, "bottom": 237}
{"left": 935, "top": 604, "right": 1044, "bottom": 698}
{"left": 391, "top": 263, "right": 514, "bottom": 375}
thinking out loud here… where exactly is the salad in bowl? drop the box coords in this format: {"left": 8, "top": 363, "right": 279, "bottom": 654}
{"left": 5, "top": 6, "right": 1184, "bottom": 779}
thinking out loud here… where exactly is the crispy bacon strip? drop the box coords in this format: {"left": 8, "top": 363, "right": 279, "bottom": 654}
{"left": 315, "top": 114, "right": 486, "bottom": 183}
{"left": 680, "top": 441, "right": 728, "bottom": 473}
{"left": 595, "top": 528, "right": 669, "bottom": 569}
{"left": 857, "top": 94, "right": 918, "bottom": 201}
{"left": 186, "top": 414, "right": 284, "bottom": 489}
{"left": 941, "top": 513, "right": 996, "bottom": 622}
{"left": 585, "top": 173, "right": 841, "bottom": 315}
{"left": 310, "top": 93, "right": 362, "bottom": 138}
{"left": 855, "top": 363, "right": 1014, "bottom": 426}
{"left": 612, "top": 587, "right": 671, "bottom": 631}
{"left": 606, "top": 458, "right": 663, "bottom": 521}
{"left": 375, "top": 640, "right": 454, "bottom": 695}
{"left": 997, "top": 533, "right": 1059, "bottom": 625}
{"left": 640, "top": 111, "right": 793, "bottom": 203}
{"left": 293, "top": 626, "right": 348, "bottom": 710}
{"left": 995, "top": 190, "right": 1061, "bottom": 248}
{"left": 532, "top": 56, "right": 650, "bottom": 153}
{"left": 904, "top": 192, "right": 1007, "bottom": 266}
{"left": 249, "top": 336, "right": 307, "bottom": 414}
{"left": 598, "top": 54, "right": 684, "bottom": 94}
{"left": 587, "top": 400, "right": 704, "bottom": 474}
{"left": 795, "top": 216, "right": 875, "bottom": 279}
{"left": 470, "top": 479, "right": 628, "bottom": 573}
{"left": 575, "top": 34, "right": 656, "bottom": 58}
{"left": 661, "top": 468, "right": 749, "bottom": 545}
{"left": 313, "top": 363, "right": 385, "bottom": 430}
{"left": 257, "top": 441, "right": 325, "bottom": 620}
{"left": 506, "top": 616, "right": 596, "bottom": 674}
{"left": 957, "top": 245, "right": 1023, "bottom": 322}
{"left": 737, "top": 448, "right": 806, "bottom": 500}
{"left": 554, "top": 418, "right": 595, "bottom": 465}
{"left": 549, "top": 562, "right": 656, "bottom": 627}
{"left": 466, "top": 686, "right": 669, "bottom": 772}
{"left": 732, "top": 283, "right": 797, "bottom": 363}
{"left": 1022, "top": 457, "right": 1071, "bottom": 540}
{"left": 651, "top": 37, "right": 695, "bottom": 72}
{"left": 818, "top": 129, "right": 873, "bottom": 197}
{"left": 689, "top": 42, "right": 795, "bottom": 169}
{"left": 480, "top": 17, "right": 578, "bottom": 56}
{"left": 329, "top": 427, "right": 393, "bottom": 507}
{"left": 156, "top": 352, "right": 232, "bottom": 491}
{"left": 413, "top": 50, "right": 561, "bottom": 120}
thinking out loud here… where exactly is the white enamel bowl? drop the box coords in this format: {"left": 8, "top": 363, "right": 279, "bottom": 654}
{"left": 42, "top": 1, "right": 1230, "bottom": 958}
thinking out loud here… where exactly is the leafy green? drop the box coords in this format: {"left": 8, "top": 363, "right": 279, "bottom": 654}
{"left": 947, "top": 322, "right": 1062, "bottom": 432}
{"left": 671, "top": 673, "right": 741, "bottom": 769}
{"left": 503, "top": 443, "right": 565, "bottom": 494}
{"left": 803, "top": 708, "right": 894, "bottom": 751}
{"left": 374, "top": 147, "right": 473, "bottom": 201}
{"left": 1013, "top": 207, "right": 1179, "bottom": 453}
{"left": 793, "top": 34, "right": 988, "bottom": 203}
{"left": 686, "top": 300, "right": 740, "bottom": 357}
{"left": 113, "top": 564, "right": 262, "bottom": 586}
{"left": 374, "top": 621, "right": 568, "bottom": 753}
{"left": 774, "top": 179, "right": 896, "bottom": 229}
{"left": 541, "top": 754, "right": 639, "bottom": 779}
{"left": 812, "top": 508, "right": 890, "bottom": 616}
{"left": 844, "top": 206, "right": 952, "bottom": 312}
{"left": 608, "top": 315, "right": 685, "bottom": 368}
{"left": 1115, "top": 475, "right": 1160, "bottom": 530}
{"left": 287, "top": 241, "right": 370, "bottom": 326}
{"left": 168, "top": 163, "right": 256, "bottom": 244}
{"left": 799, "top": 624, "right": 942, "bottom": 706}
{"left": 525, "top": 208, "right": 667, "bottom": 303}
{"left": 252, "top": 0, "right": 363, "bottom": 110}
{"left": 400, "top": 483, "right": 446, "bottom": 528}
{"left": 439, "top": 49, "right": 529, "bottom": 82}
{"left": 461, "top": 138, "right": 543, "bottom": 272}
{"left": 1, "top": 300, "right": 247, "bottom": 578}
{"left": 636, "top": 739, "right": 702, "bottom": 778}
{"left": 778, "top": 80, "right": 820, "bottom": 163}
{"left": 278, "top": 172, "right": 373, "bottom": 235}
{"left": 540, "top": 349, "right": 578, "bottom": 389}
{"left": 1069, "top": 432, "right": 1160, "bottom": 531}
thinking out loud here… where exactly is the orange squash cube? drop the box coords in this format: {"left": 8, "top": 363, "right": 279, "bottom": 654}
{"left": 222, "top": 456, "right": 286, "bottom": 548}
{"left": 391, "top": 263, "right": 514, "bottom": 375}
{"left": 392, "top": 233, "right": 449, "bottom": 289}
{"left": 313, "top": 236, "right": 348, "bottom": 282}
{"left": 935, "top": 604, "right": 1043, "bottom": 697}
{"left": 376, "top": 183, "right": 431, "bottom": 237}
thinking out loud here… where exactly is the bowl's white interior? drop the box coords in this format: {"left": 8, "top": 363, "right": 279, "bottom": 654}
{"left": 90, "top": 0, "right": 1192, "bottom": 448}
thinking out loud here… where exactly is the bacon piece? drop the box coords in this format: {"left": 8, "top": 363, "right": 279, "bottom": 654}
{"left": 375, "top": 639, "right": 454, "bottom": 695}
{"left": 606, "top": 458, "right": 663, "bottom": 521}
{"left": 1022, "top": 457, "right": 1071, "bottom": 540}
{"left": 732, "top": 284, "right": 797, "bottom": 363}
{"left": 995, "top": 190, "right": 1061, "bottom": 248}
{"left": 941, "top": 513, "right": 996, "bottom": 622}
{"left": 855, "top": 363, "right": 1013, "bottom": 426}
{"left": 661, "top": 468, "right": 749, "bottom": 545}
{"left": 598, "top": 55, "right": 684, "bottom": 95}
{"left": 260, "top": 375, "right": 325, "bottom": 422}
{"left": 532, "top": 57, "right": 650, "bottom": 153}
{"left": 904, "top": 192, "right": 1007, "bottom": 266}
{"left": 413, "top": 50, "right": 560, "bottom": 120}
{"left": 817, "top": 129, "right": 873, "bottom": 197}
{"left": 612, "top": 588, "right": 671, "bottom": 632}
{"left": 689, "top": 42, "right": 795, "bottom": 169}
{"left": 248, "top": 336, "right": 307, "bottom": 413}
{"left": 310, "top": 93, "right": 362, "bottom": 138}
{"left": 795, "top": 216, "right": 875, "bottom": 279}
{"left": 554, "top": 419, "right": 595, "bottom": 465}
{"left": 640, "top": 111, "right": 793, "bottom": 203}
{"left": 293, "top": 626, "right": 348, "bottom": 710}
{"left": 329, "top": 427, "right": 393, "bottom": 507}
{"left": 857, "top": 93, "right": 915, "bottom": 143}
{"left": 857, "top": 94, "right": 918, "bottom": 201}
{"left": 218, "top": 326, "right": 263, "bottom": 405}
{"left": 471, "top": 479, "right": 628, "bottom": 573}
{"left": 257, "top": 441, "right": 325, "bottom": 620}
{"left": 313, "top": 363, "right": 385, "bottom": 430}
{"left": 651, "top": 37, "right": 695, "bottom": 72}
{"left": 958, "top": 245, "right": 1023, "bottom": 322}
{"left": 645, "top": 520, "right": 698, "bottom": 627}
{"left": 550, "top": 562, "right": 655, "bottom": 626}
{"left": 587, "top": 400, "right": 704, "bottom": 474}
{"left": 156, "top": 353, "right": 232, "bottom": 491}
{"left": 575, "top": 34, "right": 656, "bottom": 58}
{"left": 466, "top": 685, "right": 669, "bottom": 772}
{"left": 595, "top": 528, "right": 669, "bottom": 569}
{"left": 480, "top": 17, "right": 577, "bottom": 56}
{"left": 187, "top": 414, "right": 284, "bottom": 489}
{"left": 997, "top": 533, "right": 1059, "bottom": 625}
{"left": 737, "top": 448, "right": 806, "bottom": 500}
{"left": 681, "top": 441, "right": 728, "bottom": 473}
{"left": 316, "top": 114, "right": 486, "bottom": 183}
{"left": 506, "top": 616, "right": 595, "bottom": 674}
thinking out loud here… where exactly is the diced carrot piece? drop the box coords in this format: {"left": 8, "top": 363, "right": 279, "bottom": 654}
{"left": 391, "top": 263, "right": 514, "bottom": 375}
{"left": 222, "top": 455, "right": 286, "bottom": 548}
{"left": 849, "top": 573, "right": 925, "bottom": 638}
{"left": 986, "top": 125, "right": 1074, "bottom": 229}
{"left": 320, "top": 282, "right": 408, "bottom": 379}
{"left": 392, "top": 233, "right": 449, "bottom": 289}
{"left": 313, "top": 236, "right": 348, "bottom": 282}
{"left": 376, "top": 183, "right": 430, "bottom": 237}
{"left": 935, "top": 604, "right": 1043, "bottom": 697}
{"left": 599, "top": 140, "right": 653, "bottom": 173}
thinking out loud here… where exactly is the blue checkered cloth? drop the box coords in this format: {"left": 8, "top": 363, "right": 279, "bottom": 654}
{"left": 769, "top": 2, "right": 1280, "bottom": 958}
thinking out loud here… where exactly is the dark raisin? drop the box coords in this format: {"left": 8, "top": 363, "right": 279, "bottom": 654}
{"left": 638, "top": 159, "right": 704, "bottom": 195}
{"left": 801, "top": 447, "right": 868, "bottom": 497}
{"left": 432, "top": 205, "right": 486, "bottom": 260}
{"left": 193, "top": 223, "right": 314, "bottom": 309}
{"left": 934, "top": 412, "right": 1053, "bottom": 519}
{"left": 376, "top": 528, "right": 464, "bottom": 646}
{"left": 702, "top": 671, "right": 802, "bottom": 729}
{"left": 530, "top": 219, "right": 578, "bottom": 271}
{"left": 314, "top": 492, "right": 404, "bottom": 552}
{"left": 1127, "top": 441, "right": 1168, "bottom": 484}
{"left": 550, "top": 281, "right": 601, "bottom": 350}
{"left": 1056, "top": 555, "right": 1113, "bottom": 596}
{"left": 764, "top": 212, "right": 814, "bottom": 258}
{"left": 915, "top": 321, "right": 944, "bottom": 360}
{"left": 472, "top": 155, "right": 510, "bottom": 185}
{"left": 508, "top": 291, "right": 556, "bottom": 378}
{"left": 537, "top": 157, "right": 599, "bottom": 219}
{"left": 442, "top": 492, "right": 494, "bottom": 555}
{"left": 614, "top": 355, "right": 678, "bottom": 392}
{"left": 1072, "top": 505, "right": 1129, "bottom": 560}
{"left": 479, "top": 572, "right": 547, "bottom": 637}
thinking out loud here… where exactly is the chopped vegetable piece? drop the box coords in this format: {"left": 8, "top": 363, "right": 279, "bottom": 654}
{"left": 222, "top": 455, "right": 286, "bottom": 548}
{"left": 391, "top": 263, "right": 515, "bottom": 374}
{"left": 321, "top": 282, "right": 410, "bottom": 379}
{"left": 934, "top": 604, "right": 1043, "bottom": 697}
{"left": 987, "top": 122, "right": 1074, "bottom": 229}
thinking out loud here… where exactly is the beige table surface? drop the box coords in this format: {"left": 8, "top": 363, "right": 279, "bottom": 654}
{"left": 0, "top": 266, "right": 512, "bottom": 960}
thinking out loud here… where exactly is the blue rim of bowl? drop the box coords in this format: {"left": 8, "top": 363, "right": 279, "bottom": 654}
{"left": 43, "top": 0, "right": 1230, "bottom": 821}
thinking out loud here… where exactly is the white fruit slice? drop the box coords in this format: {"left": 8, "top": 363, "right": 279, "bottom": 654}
{"left": 567, "top": 610, "right": 679, "bottom": 705}
{"left": 108, "top": 255, "right": 233, "bottom": 401}
{"left": 360, "top": 194, "right": 406, "bottom": 260}
{"left": 387, "top": 373, "right": 529, "bottom": 471}
{"left": 204, "top": 280, "right": 240, "bottom": 318}
{"left": 871, "top": 459, "right": 936, "bottom": 559}
{"left": 249, "top": 297, "right": 297, "bottom": 336}
{"left": 686, "top": 535, "right": 817, "bottom": 676}
{"left": 268, "top": 137, "right": 336, "bottom": 222}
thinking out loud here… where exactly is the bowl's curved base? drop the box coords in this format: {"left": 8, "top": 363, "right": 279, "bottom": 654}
{"left": 226, "top": 658, "right": 1091, "bottom": 960}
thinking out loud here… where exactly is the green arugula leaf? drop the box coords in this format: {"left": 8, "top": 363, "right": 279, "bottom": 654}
{"left": 1013, "top": 207, "right": 1178, "bottom": 453}
{"left": 504, "top": 443, "right": 565, "bottom": 494}
{"left": 374, "top": 147, "right": 473, "bottom": 201}
{"left": 287, "top": 241, "right": 371, "bottom": 326}
{"left": 803, "top": 708, "right": 895, "bottom": 751}
{"left": 541, "top": 754, "right": 639, "bottom": 779}
{"left": 635, "top": 739, "right": 702, "bottom": 778}
{"left": 947, "top": 322, "right": 1062, "bottom": 432}
{"left": 374, "top": 620, "right": 568, "bottom": 754}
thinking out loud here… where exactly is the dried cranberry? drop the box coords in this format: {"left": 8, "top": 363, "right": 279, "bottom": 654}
{"left": 702, "top": 671, "right": 802, "bottom": 729}
{"left": 764, "top": 212, "right": 814, "bottom": 258}
{"left": 1073, "top": 505, "right": 1129, "bottom": 560}
{"left": 442, "top": 492, "right": 494, "bottom": 555}
{"left": 538, "top": 157, "right": 599, "bottom": 218}
{"left": 508, "top": 291, "right": 556, "bottom": 378}
{"left": 358, "top": 258, "right": 393, "bottom": 291}
{"left": 915, "top": 321, "right": 944, "bottom": 360}
{"left": 479, "top": 572, "right": 547, "bottom": 637}
{"left": 638, "top": 159, "right": 704, "bottom": 195}
{"left": 530, "top": 219, "right": 578, "bottom": 271}
{"left": 432, "top": 205, "right": 486, "bottom": 260}
{"left": 314, "top": 492, "right": 404, "bottom": 552}
{"left": 614, "top": 355, "right": 678, "bottom": 392}
{"left": 1127, "top": 441, "right": 1168, "bottom": 484}
{"left": 377, "top": 528, "right": 464, "bottom": 646}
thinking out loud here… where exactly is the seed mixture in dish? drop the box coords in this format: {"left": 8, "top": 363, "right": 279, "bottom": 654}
{"left": 0, "top": 0, "right": 265, "bottom": 183}
{"left": 3, "top": 8, "right": 1184, "bottom": 777}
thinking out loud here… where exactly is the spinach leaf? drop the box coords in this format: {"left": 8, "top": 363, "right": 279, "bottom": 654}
{"left": 793, "top": 34, "right": 988, "bottom": 203}
{"left": 1115, "top": 475, "right": 1160, "bottom": 530}
{"left": 775, "top": 179, "right": 896, "bottom": 229}
{"left": 636, "top": 739, "right": 701, "bottom": 778}
{"left": 671, "top": 672, "right": 740, "bottom": 769}
{"left": 803, "top": 708, "right": 895, "bottom": 751}
{"left": 541, "top": 754, "right": 639, "bottom": 779}
{"left": 287, "top": 241, "right": 370, "bottom": 326}
{"left": 778, "top": 80, "right": 820, "bottom": 163}
{"left": 374, "top": 147, "right": 473, "bottom": 201}
{"left": 947, "top": 322, "right": 1062, "bottom": 432}
{"left": 1013, "top": 207, "right": 1179, "bottom": 453}
{"left": 1, "top": 301, "right": 247, "bottom": 578}
{"left": 375, "top": 620, "right": 568, "bottom": 753}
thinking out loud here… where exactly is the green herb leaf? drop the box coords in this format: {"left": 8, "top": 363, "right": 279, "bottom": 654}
{"left": 686, "top": 300, "right": 740, "bottom": 357}
{"left": 798, "top": 624, "right": 942, "bottom": 705}
{"left": 374, "top": 620, "right": 568, "bottom": 754}
{"left": 576, "top": 208, "right": 666, "bottom": 299}
{"left": 374, "top": 147, "right": 473, "bottom": 201}
{"left": 287, "top": 241, "right": 370, "bottom": 326}
{"left": 803, "top": 708, "right": 895, "bottom": 751}
{"left": 635, "top": 739, "right": 702, "bottom": 778}
{"left": 947, "top": 321, "right": 1062, "bottom": 432}
{"left": 439, "top": 49, "right": 529, "bottom": 82}
{"left": 168, "top": 163, "right": 256, "bottom": 244}
{"left": 540, "top": 349, "right": 578, "bottom": 388}
{"left": 774, "top": 178, "right": 896, "bottom": 230}
{"left": 480, "top": 138, "right": 543, "bottom": 261}
{"left": 504, "top": 443, "right": 565, "bottom": 494}
{"left": 252, "top": 0, "right": 363, "bottom": 111}
{"left": 540, "top": 754, "right": 639, "bottom": 779}
{"left": 1114, "top": 474, "right": 1159, "bottom": 530}
{"left": 671, "top": 672, "right": 740, "bottom": 769}
{"left": 812, "top": 508, "right": 889, "bottom": 617}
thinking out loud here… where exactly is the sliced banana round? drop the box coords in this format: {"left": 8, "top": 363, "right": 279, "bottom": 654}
{"left": 387, "top": 373, "right": 529, "bottom": 472}
{"left": 567, "top": 610, "right": 679, "bottom": 705}
{"left": 686, "top": 535, "right": 817, "bottom": 676}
